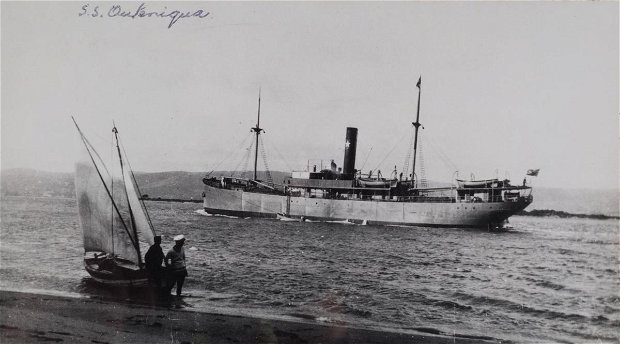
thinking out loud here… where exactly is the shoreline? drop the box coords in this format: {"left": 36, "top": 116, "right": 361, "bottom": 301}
{"left": 516, "top": 209, "right": 619, "bottom": 220}
{"left": 0, "top": 289, "right": 501, "bottom": 343}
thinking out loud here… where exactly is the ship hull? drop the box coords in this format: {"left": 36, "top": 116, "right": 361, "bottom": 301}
{"left": 203, "top": 186, "right": 530, "bottom": 228}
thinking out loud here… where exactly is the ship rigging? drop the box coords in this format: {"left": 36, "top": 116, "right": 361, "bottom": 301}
{"left": 202, "top": 80, "right": 533, "bottom": 228}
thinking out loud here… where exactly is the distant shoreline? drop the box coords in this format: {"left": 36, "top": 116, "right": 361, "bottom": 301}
{"left": 139, "top": 197, "right": 620, "bottom": 220}
{"left": 516, "top": 209, "right": 619, "bottom": 220}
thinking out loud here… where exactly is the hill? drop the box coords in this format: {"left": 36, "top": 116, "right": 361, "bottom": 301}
{"left": 1, "top": 169, "right": 75, "bottom": 198}
{"left": 0, "top": 169, "right": 289, "bottom": 201}
{"left": 133, "top": 171, "right": 205, "bottom": 200}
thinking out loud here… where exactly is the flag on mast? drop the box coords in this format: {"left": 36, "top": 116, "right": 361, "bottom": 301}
{"left": 526, "top": 169, "right": 540, "bottom": 176}
{"left": 416, "top": 76, "right": 421, "bottom": 88}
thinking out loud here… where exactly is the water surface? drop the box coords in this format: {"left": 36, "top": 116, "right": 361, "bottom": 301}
{"left": 1, "top": 196, "right": 617, "bottom": 343}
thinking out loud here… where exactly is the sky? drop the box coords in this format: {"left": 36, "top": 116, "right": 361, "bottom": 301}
{"left": 2, "top": 1, "right": 618, "bottom": 189}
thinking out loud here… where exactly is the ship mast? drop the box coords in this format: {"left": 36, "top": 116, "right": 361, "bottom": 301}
{"left": 411, "top": 76, "right": 422, "bottom": 187}
{"left": 251, "top": 89, "right": 264, "bottom": 181}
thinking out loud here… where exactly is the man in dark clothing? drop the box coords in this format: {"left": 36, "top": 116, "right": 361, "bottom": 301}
{"left": 144, "top": 235, "right": 165, "bottom": 288}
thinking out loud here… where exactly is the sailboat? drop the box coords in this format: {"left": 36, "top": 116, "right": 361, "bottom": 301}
{"left": 73, "top": 118, "right": 156, "bottom": 286}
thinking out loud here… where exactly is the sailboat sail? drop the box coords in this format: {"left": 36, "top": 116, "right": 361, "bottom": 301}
{"left": 74, "top": 125, "right": 141, "bottom": 264}
{"left": 75, "top": 161, "right": 114, "bottom": 256}
{"left": 122, "top": 165, "right": 155, "bottom": 246}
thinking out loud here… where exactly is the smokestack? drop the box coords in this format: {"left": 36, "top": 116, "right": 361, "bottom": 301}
{"left": 342, "top": 127, "right": 358, "bottom": 178}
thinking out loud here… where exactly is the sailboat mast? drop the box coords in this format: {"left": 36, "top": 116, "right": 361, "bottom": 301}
{"left": 251, "top": 89, "right": 264, "bottom": 181}
{"left": 411, "top": 76, "right": 422, "bottom": 187}
{"left": 113, "top": 124, "right": 143, "bottom": 265}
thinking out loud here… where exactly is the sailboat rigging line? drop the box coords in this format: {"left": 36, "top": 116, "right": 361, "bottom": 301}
{"left": 118, "top": 138, "right": 156, "bottom": 235}
{"left": 113, "top": 124, "right": 143, "bottom": 266}
{"left": 71, "top": 117, "right": 139, "bottom": 252}
{"left": 109, "top": 128, "right": 116, "bottom": 256}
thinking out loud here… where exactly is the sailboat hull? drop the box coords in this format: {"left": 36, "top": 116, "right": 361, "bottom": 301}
{"left": 203, "top": 185, "right": 531, "bottom": 228}
{"left": 84, "top": 256, "right": 149, "bottom": 287}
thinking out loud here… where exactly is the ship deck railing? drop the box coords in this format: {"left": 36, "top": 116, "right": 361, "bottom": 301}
{"left": 204, "top": 177, "right": 533, "bottom": 203}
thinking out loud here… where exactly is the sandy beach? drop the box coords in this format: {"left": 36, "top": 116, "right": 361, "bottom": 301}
{"left": 0, "top": 290, "right": 500, "bottom": 344}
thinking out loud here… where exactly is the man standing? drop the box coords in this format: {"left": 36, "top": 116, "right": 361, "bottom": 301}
{"left": 144, "top": 235, "right": 165, "bottom": 288}
{"left": 165, "top": 234, "right": 188, "bottom": 297}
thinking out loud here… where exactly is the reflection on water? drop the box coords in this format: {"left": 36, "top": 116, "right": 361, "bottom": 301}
{"left": 1, "top": 196, "right": 618, "bottom": 343}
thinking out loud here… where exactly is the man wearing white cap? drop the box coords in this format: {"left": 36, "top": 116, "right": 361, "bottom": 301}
{"left": 165, "top": 234, "right": 188, "bottom": 296}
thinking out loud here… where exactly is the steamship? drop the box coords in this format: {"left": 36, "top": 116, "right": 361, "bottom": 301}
{"left": 202, "top": 80, "right": 533, "bottom": 228}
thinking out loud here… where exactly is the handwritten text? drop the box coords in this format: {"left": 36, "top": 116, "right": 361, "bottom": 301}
{"left": 78, "top": 3, "right": 210, "bottom": 29}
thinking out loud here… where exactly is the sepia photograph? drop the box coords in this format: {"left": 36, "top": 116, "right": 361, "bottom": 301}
{"left": 1, "top": 1, "right": 618, "bottom": 343}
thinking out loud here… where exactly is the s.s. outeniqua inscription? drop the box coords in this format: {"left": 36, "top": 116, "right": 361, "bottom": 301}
{"left": 78, "top": 3, "right": 210, "bottom": 29}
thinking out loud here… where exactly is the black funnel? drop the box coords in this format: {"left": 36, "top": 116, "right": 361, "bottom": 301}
{"left": 342, "top": 127, "right": 358, "bottom": 178}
